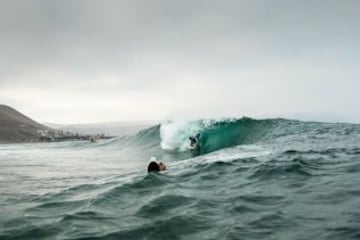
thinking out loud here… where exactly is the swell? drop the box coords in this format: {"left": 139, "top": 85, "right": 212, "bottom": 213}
{"left": 3, "top": 145, "right": 360, "bottom": 240}
{"left": 97, "top": 118, "right": 360, "bottom": 160}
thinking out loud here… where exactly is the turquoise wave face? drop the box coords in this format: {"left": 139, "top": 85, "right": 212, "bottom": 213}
{"left": 103, "top": 117, "right": 359, "bottom": 160}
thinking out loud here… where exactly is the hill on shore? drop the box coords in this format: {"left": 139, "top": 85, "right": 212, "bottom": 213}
{"left": 0, "top": 105, "right": 51, "bottom": 143}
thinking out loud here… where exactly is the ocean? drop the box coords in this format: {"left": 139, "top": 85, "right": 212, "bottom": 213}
{"left": 1, "top": 118, "right": 360, "bottom": 240}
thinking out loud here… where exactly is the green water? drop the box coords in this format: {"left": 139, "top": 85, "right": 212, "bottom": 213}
{"left": 1, "top": 118, "right": 360, "bottom": 239}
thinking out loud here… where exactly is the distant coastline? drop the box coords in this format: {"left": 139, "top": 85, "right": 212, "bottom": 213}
{"left": 0, "top": 105, "right": 112, "bottom": 144}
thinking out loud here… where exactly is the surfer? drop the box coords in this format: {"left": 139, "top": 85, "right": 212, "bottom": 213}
{"left": 147, "top": 157, "right": 167, "bottom": 173}
{"left": 189, "top": 133, "right": 200, "bottom": 149}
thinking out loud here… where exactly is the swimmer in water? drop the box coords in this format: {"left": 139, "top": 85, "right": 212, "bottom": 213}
{"left": 147, "top": 157, "right": 167, "bottom": 173}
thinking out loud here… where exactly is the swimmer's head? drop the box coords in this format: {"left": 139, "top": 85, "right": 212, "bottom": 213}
{"left": 147, "top": 157, "right": 167, "bottom": 173}
{"left": 147, "top": 161, "right": 160, "bottom": 173}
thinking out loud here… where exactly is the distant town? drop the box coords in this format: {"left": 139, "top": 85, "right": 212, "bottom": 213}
{"left": 0, "top": 105, "right": 115, "bottom": 144}
{"left": 36, "top": 129, "right": 112, "bottom": 142}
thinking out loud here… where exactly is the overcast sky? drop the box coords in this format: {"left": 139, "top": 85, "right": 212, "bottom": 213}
{"left": 0, "top": 0, "right": 359, "bottom": 123}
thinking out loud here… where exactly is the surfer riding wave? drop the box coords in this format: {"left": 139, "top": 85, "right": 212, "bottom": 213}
{"left": 188, "top": 133, "right": 200, "bottom": 150}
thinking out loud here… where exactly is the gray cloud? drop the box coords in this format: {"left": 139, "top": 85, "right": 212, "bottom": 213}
{"left": 0, "top": 0, "right": 359, "bottom": 123}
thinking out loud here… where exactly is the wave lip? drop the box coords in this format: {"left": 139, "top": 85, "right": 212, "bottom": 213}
{"left": 159, "top": 117, "right": 274, "bottom": 154}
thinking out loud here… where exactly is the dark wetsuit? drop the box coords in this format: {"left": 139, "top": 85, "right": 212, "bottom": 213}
{"left": 189, "top": 133, "right": 200, "bottom": 147}
{"left": 189, "top": 136, "right": 198, "bottom": 148}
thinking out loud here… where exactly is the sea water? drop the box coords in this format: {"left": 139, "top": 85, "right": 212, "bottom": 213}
{"left": 1, "top": 118, "right": 360, "bottom": 239}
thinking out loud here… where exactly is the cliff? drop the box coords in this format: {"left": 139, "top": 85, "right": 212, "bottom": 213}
{"left": 0, "top": 105, "right": 51, "bottom": 143}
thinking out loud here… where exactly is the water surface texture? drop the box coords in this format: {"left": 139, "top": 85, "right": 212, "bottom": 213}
{"left": 1, "top": 118, "right": 360, "bottom": 240}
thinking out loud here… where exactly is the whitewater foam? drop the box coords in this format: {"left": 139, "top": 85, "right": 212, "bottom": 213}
{"left": 160, "top": 120, "right": 202, "bottom": 151}
{"left": 159, "top": 118, "right": 238, "bottom": 152}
